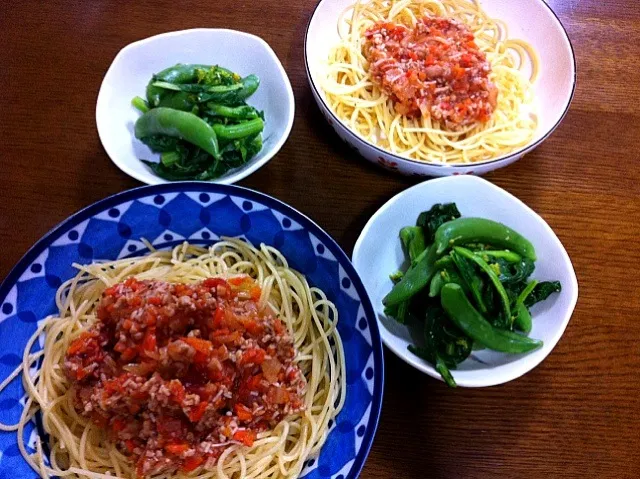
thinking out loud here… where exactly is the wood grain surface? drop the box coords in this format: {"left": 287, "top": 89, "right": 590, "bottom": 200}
{"left": 1, "top": 0, "right": 639, "bottom": 477}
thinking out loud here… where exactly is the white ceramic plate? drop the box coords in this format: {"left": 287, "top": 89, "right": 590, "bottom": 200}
{"left": 305, "top": 0, "right": 577, "bottom": 176}
{"left": 352, "top": 175, "right": 578, "bottom": 387}
{"left": 96, "top": 29, "right": 295, "bottom": 185}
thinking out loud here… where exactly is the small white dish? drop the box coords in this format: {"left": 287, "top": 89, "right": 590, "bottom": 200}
{"left": 352, "top": 175, "right": 578, "bottom": 387}
{"left": 96, "top": 29, "right": 295, "bottom": 185}
{"left": 305, "top": 0, "right": 576, "bottom": 176}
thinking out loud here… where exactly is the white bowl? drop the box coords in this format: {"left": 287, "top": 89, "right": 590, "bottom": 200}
{"left": 305, "top": 0, "right": 576, "bottom": 176}
{"left": 96, "top": 29, "right": 295, "bottom": 185}
{"left": 352, "top": 175, "right": 578, "bottom": 387}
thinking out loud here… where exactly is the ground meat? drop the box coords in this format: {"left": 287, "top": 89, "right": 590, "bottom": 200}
{"left": 64, "top": 276, "right": 306, "bottom": 476}
{"left": 364, "top": 15, "right": 498, "bottom": 129}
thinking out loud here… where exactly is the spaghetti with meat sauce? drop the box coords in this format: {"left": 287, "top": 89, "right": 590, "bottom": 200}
{"left": 364, "top": 16, "right": 498, "bottom": 129}
{"left": 320, "top": 0, "right": 540, "bottom": 164}
{"left": 65, "top": 276, "right": 306, "bottom": 476}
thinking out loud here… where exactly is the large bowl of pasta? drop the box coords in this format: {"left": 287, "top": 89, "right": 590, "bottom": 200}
{"left": 305, "top": 0, "right": 576, "bottom": 176}
{"left": 0, "top": 183, "right": 383, "bottom": 479}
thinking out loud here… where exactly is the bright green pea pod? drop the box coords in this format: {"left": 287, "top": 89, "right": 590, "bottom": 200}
{"left": 135, "top": 108, "right": 220, "bottom": 158}
{"left": 146, "top": 64, "right": 237, "bottom": 106}
{"left": 514, "top": 302, "right": 533, "bottom": 334}
{"left": 440, "top": 283, "right": 542, "bottom": 354}
{"left": 212, "top": 118, "right": 264, "bottom": 141}
{"left": 383, "top": 244, "right": 437, "bottom": 306}
{"left": 453, "top": 246, "right": 512, "bottom": 323}
{"left": 434, "top": 218, "right": 536, "bottom": 261}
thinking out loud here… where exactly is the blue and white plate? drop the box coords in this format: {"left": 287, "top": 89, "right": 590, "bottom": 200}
{"left": 0, "top": 183, "right": 383, "bottom": 478}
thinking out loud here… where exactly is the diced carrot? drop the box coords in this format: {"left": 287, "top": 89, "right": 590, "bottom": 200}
{"left": 148, "top": 296, "right": 162, "bottom": 306}
{"left": 233, "top": 429, "right": 256, "bottom": 447}
{"left": 142, "top": 330, "right": 156, "bottom": 352}
{"left": 228, "top": 276, "right": 248, "bottom": 286}
{"left": 273, "top": 319, "right": 285, "bottom": 336}
{"left": 168, "top": 380, "right": 185, "bottom": 403}
{"left": 244, "top": 319, "right": 263, "bottom": 335}
{"left": 250, "top": 285, "right": 261, "bottom": 301}
{"left": 235, "top": 403, "right": 253, "bottom": 422}
{"left": 120, "top": 347, "right": 137, "bottom": 362}
{"left": 240, "top": 348, "right": 265, "bottom": 366}
{"left": 67, "top": 332, "right": 93, "bottom": 355}
{"left": 182, "top": 454, "right": 204, "bottom": 472}
{"left": 213, "top": 306, "right": 225, "bottom": 329}
{"left": 188, "top": 401, "right": 208, "bottom": 422}
{"left": 183, "top": 337, "right": 213, "bottom": 364}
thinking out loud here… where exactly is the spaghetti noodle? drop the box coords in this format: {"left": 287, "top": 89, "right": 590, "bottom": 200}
{"left": 320, "top": 0, "right": 540, "bottom": 164}
{"left": 0, "top": 238, "right": 345, "bottom": 479}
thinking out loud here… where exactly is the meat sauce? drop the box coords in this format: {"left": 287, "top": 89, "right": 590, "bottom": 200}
{"left": 65, "top": 277, "right": 305, "bottom": 476}
{"left": 364, "top": 16, "right": 498, "bottom": 129}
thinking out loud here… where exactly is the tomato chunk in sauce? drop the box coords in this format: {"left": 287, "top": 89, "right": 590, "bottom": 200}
{"left": 364, "top": 16, "right": 498, "bottom": 129}
{"left": 64, "top": 277, "right": 305, "bottom": 476}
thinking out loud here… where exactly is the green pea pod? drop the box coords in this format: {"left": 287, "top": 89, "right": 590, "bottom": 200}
{"left": 135, "top": 108, "right": 220, "bottom": 159}
{"left": 450, "top": 250, "right": 489, "bottom": 314}
{"left": 146, "top": 64, "right": 237, "bottom": 107}
{"left": 212, "top": 118, "right": 264, "bottom": 141}
{"left": 514, "top": 302, "right": 533, "bottom": 334}
{"left": 383, "top": 244, "right": 437, "bottom": 306}
{"left": 440, "top": 283, "right": 542, "bottom": 353}
{"left": 146, "top": 64, "right": 210, "bottom": 107}
{"left": 206, "top": 103, "right": 260, "bottom": 120}
{"left": 155, "top": 91, "right": 198, "bottom": 112}
{"left": 197, "top": 75, "right": 260, "bottom": 104}
{"left": 434, "top": 218, "right": 536, "bottom": 261}
{"left": 400, "top": 226, "right": 427, "bottom": 265}
{"left": 453, "top": 246, "right": 511, "bottom": 323}
{"left": 480, "top": 250, "right": 522, "bottom": 262}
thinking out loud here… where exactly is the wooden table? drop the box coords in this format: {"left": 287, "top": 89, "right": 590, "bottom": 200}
{"left": 1, "top": 1, "right": 638, "bottom": 477}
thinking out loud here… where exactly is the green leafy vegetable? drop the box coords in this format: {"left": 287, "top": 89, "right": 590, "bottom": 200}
{"left": 133, "top": 64, "right": 264, "bottom": 181}
{"left": 417, "top": 203, "right": 461, "bottom": 243}
{"left": 523, "top": 281, "right": 562, "bottom": 307}
{"left": 384, "top": 203, "right": 562, "bottom": 387}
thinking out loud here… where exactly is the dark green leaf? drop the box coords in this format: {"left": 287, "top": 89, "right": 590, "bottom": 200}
{"left": 417, "top": 203, "right": 461, "bottom": 243}
{"left": 524, "top": 281, "right": 562, "bottom": 307}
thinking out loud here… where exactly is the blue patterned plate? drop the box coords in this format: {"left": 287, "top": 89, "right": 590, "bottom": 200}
{"left": 0, "top": 183, "right": 383, "bottom": 478}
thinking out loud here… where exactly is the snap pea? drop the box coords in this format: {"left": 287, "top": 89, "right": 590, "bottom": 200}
{"left": 134, "top": 108, "right": 220, "bottom": 159}
{"left": 197, "top": 74, "right": 260, "bottom": 104}
{"left": 514, "top": 302, "right": 533, "bottom": 334}
{"left": 453, "top": 246, "right": 512, "bottom": 323}
{"left": 146, "top": 64, "right": 208, "bottom": 107}
{"left": 146, "top": 64, "right": 237, "bottom": 107}
{"left": 440, "top": 284, "right": 542, "bottom": 353}
{"left": 156, "top": 91, "right": 198, "bottom": 112}
{"left": 212, "top": 118, "right": 264, "bottom": 141}
{"left": 131, "top": 96, "right": 149, "bottom": 113}
{"left": 513, "top": 280, "right": 538, "bottom": 333}
{"left": 383, "top": 244, "right": 437, "bottom": 306}
{"left": 480, "top": 250, "right": 522, "bottom": 262}
{"left": 429, "top": 266, "right": 465, "bottom": 298}
{"left": 400, "top": 226, "right": 427, "bottom": 265}
{"left": 450, "top": 249, "right": 489, "bottom": 314}
{"left": 435, "top": 218, "right": 537, "bottom": 261}
{"left": 206, "top": 103, "right": 260, "bottom": 120}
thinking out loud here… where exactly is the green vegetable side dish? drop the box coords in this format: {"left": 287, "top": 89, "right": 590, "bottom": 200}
{"left": 384, "top": 203, "right": 562, "bottom": 387}
{"left": 132, "top": 64, "right": 265, "bottom": 181}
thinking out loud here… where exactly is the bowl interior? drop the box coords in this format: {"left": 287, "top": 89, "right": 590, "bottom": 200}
{"left": 306, "top": 0, "right": 575, "bottom": 166}
{"left": 352, "top": 176, "right": 578, "bottom": 387}
{"left": 97, "top": 29, "right": 294, "bottom": 185}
